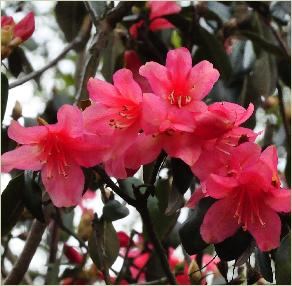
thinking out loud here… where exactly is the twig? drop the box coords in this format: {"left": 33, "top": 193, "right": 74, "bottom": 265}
{"left": 115, "top": 230, "right": 136, "bottom": 284}
{"left": 75, "top": 2, "right": 134, "bottom": 102}
{"left": 44, "top": 220, "right": 60, "bottom": 284}
{"left": 4, "top": 219, "right": 47, "bottom": 285}
{"left": 94, "top": 165, "right": 136, "bottom": 205}
{"left": 9, "top": 16, "right": 91, "bottom": 90}
{"left": 84, "top": 1, "right": 100, "bottom": 28}
{"left": 188, "top": 254, "right": 218, "bottom": 276}
{"left": 269, "top": 22, "right": 290, "bottom": 58}
{"left": 135, "top": 276, "right": 168, "bottom": 285}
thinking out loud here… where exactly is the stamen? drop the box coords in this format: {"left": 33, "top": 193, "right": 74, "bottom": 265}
{"left": 185, "top": 95, "right": 192, "bottom": 103}
{"left": 177, "top": 96, "right": 182, "bottom": 108}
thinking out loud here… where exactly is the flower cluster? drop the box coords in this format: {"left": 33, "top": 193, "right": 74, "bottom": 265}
{"left": 2, "top": 46, "right": 290, "bottom": 252}
{"left": 1, "top": 12, "right": 35, "bottom": 58}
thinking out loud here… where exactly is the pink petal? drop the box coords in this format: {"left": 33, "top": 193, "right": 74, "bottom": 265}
{"left": 104, "top": 156, "right": 127, "bottom": 179}
{"left": 265, "top": 188, "right": 291, "bottom": 213}
{"left": 1, "top": 16, "right": 15, "bottom": 27}
{"left": 113, "top": 68, "right": 142, "bottom": 103}
{"left": 150, "top": 18, "right": 174, "bottom": 31}
{"left": 54, "top": 104, "right": 84, "bottom": 138}
{"left": 87, "top": 77, "right": 120, "bottom": 105}
{"left": 129, "top": 20, "right": 144, "bottom": 39}
{"left": 230, "top": 142, "right": 261, "bottom": 171}
{"left": 186, "top": 186, "right": 205, "bottom": 208}
{"left": 189, "top": 60, "right": 220, "bottom": 101}
{"left": 41, "top": 162, "right": 84, "bottom": 207}
{"left": 139, "top": 62, "right": 171, "bottom": 99}
{"left": 149, "top": 1, "right": 181, "bottom": 19}
{"left": 260, "top": 145, "right": 278, "bottom": 172}
{"left": 1, "top": 145, "right": 43, "bottom": 173}
{"left": 13, "top": 12, "right": 35, "bottom": 41}
{"left": 166, "top": 47, "right": 192, "bottom": 88}
{"left": 8, "top": 120, "right": 48, "bottom": 144}
{"left": 247, "top": 206, "right": 281, "bottom": 251}
{"left": 205, "top": 174, "right": 238, "bottom": 199}
{"left": 163, "top": 133, "right": 201, "bottom": 166}
{"left": 141, "top": 93, "right": 168, "bottom": 134}
{"left": 201, "top": 198, "right": 239, "bottom": 244}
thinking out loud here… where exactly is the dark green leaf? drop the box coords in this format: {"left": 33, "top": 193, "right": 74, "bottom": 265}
{"left": 194, "top": 26, "right": 232, "bottom": 81}
{"left": 144, "top": 195, "right": 178, "bottom": 241}
{"left": 164, "top": 222, "right": 182, "bottom": 249}
{"left": 275, "top": 233, "right": 291, "bottom": 285}
{"left": 88, "top": 220, "right": 119, "bottom": 269}
{"left": 1, "top": 173, "right": 25, "bottom": 236}
{"left": 155, "top": 179, "right": 170, "bottom": 214}
{"left": 55, "top": 2, "right": 89, "bottom": 51}
{"left": 1, "top": 73, "right": 9, "bottom": 122}
{"left": 255, "top": 248, "right": 273, "bottom": 282}
{"left": 23, "top": 171, "right": 44, "bottom": 223}
{"left": 103, "top": 199, "right": 129, "bottom": 221}
{"left": 214, "top": 229, "right": 253, "bottom": 261}
{"left": 179, "top": 198, "right": 215, "bottom": 255}
{"left": 118, "top": 177, "right": 144, "bottom": 200}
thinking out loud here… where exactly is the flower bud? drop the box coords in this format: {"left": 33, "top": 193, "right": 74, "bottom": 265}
{"left": 63, "top": 243, "right": 84, "bottom": 264}
{"left": 117, "top": 231, "right": 131, "bottom": 248}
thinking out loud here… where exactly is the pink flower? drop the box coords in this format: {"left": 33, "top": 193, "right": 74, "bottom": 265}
{"left": 200, "top": 142, "right": 291, "bottom": 251}
{"left": 129, "top": 1, "right": 181, "bottom": 38}
{"left": 1, "top": 12, "right": 35, "bottom": 58}
{"left": 64, "top": 243, "right": 84, "bottom": 264}
{"left": 1, "top": 105, "right": 106, "bottom": 207}
{"left": 83, "top": 69, "right": 143, "bottom": 178}
{"left": 117, "top": 231, "right": 131, "bottom": 248}
{"left": 139, "top": 48, "right": 219, "bottom": 134}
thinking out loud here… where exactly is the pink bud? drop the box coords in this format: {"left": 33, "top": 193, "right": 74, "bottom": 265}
{"left": 13, "top": 12, "right": 35, "bottom": 41}
{"left": 117, "top": 231, "right": 131, "bottom": 248}
{"left": 1, "top": 16, "right": 15, "bottom": 27}
{"left": 64, "top": 243, "right": 84, "bottom": 264}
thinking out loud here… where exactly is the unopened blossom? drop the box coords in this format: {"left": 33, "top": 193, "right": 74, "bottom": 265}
{"left": 83, "top": 69, "right": 143, "bottom": 178}
{"left": 64, "top": 243, "right": 84, "bottom": 264}
{"left": 1, "top": 12, "right": 35, "bottom": 58}
{"left": 200, "top": 142, "right": 291, "bottom": 251}
{"left": 130, "top": 1, "right": 181, "bottom": 38}
{"left": 1, "top": 105, "right": 106, "bottom": 207}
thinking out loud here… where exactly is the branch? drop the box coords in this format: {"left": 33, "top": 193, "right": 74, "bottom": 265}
{"left": 9, "top": 16, "right": 91, "bottom": 90}
{"left": 94, "top": 165, "right": 136, "bottom": 206}
{"left": 75, "top": 2, "right": 134, "bottom": 102}
{"left": 4, "top": 219, "right": 47, "bottom": 285}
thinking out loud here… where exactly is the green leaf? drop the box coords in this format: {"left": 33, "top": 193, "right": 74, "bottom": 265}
{"left": 275, "top": 233, "right": 291, "bottom": 285}
{"left": 171, "top": 30, "right": 182, "bottom": 48}
{"left": 179, "top": 198, "right": 215, "bottom": 255}
{"left": 214, "top": 229, "right": 253, "bottom": 261}
{"left": 88, "top": 220, "right": 119, "bottom": 269}
{"left": 255, "top": 248, "right": 273, "bottom": 283}
{"left": 194, "top": 26, "right": 232, "bottom": 81}
{"left": 118, "top": 177, "right": 144, "bottom": 200}
{"left": 55, "top": 2, "right": 89, "bottom": 50}
{"left": 144, "top": 195, "right": 178, "bottom": 241}
{"left": 102, "top": 199, "right": 129, "bottom": 221}
{"left": 1, "top": 173, "right": 25, "bottom": 236}
{"left": 1, "top": 73, "right": 9, "bottom": 122}
{"left": 23, "top": 171, "right": 45, "bottom": 223}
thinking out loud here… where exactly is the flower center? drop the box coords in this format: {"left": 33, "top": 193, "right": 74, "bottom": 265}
{"left": 42, "top": 134, "right": 70, "bottom": 179}
{"left": 108, "top": 104, "right": 139, "bottom": 129}
{"left": 233, "top": 187, "right": 265, "bottom": 231}
{"left": 168, "top": 90, "right": 192, "bottom": 108}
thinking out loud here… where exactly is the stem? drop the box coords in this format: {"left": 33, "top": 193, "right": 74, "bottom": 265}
{"left": 138, "top": 204, "right": 177, "bottom": 284}
{"left": 148, "top": 151, "right": 167, "bottom": 186}
{"left": 9, "top": 16, "right": 91, "bottom": 90}
{"left": 4, "top": 220, "right": 47, "bottom": 285}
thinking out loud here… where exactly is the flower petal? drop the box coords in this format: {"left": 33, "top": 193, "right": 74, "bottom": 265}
{"left": 13, "top": 12, "right": 35, "bottom": 41}
{"left": 260, "top": 145, "right": 278, "bottom": 172}
{"left": 150, "top": 18, "right": 174, "bottom": 31}
{"left": 247, "top": 206, "right": 281, "bottom": 251}
{"left": 41, "top": 162, "right": 84, "bottom": 207}
{"left": 139, "top": 62, "right": 171, "bottom": 99}
{"left": 8, "top": 120, "right": 47, "bottom": 144}
{"left": 166, "top": 47, "right": 192, "bottom": 85}
{"left": 201, "top": 198, "right": 239, "bottom": 244}
{"left": 265, "top": 188, "right": 291, "bottom": 213}
{"left": 1, "top": 145, "right": 43, "bottom": 172}
{"left": 186, "top": 186, "right": 205, "bottom": 208}
{"left": 205, "top": 174, "right": 238, "bottom": 199}
{"left": 113, "top": 68, "right": 142, "bottom": 103}
{"left": 149, "top": 1, "right": 181, "bottom": 19}
{"left": 189, "top": 60, "right": 220, "bottom": 101}
{"left": 54, "top": 104, "right": 84, "bottom": 138}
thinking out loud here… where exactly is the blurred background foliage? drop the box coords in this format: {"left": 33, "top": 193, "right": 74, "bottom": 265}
{"left": 1, "top": 1, "right": 291, "bottom": 285}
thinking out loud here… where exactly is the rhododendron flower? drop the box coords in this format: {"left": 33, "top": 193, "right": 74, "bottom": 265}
{"left": 118, "top": 231, "right": 131, "bottom": 248}
{"left": 200, "top": 142, "right": 291, "bottom": 251}
{"left": 1, "top": 12, "right": 35, "bottom": 58}
{"left": 64, "top": 243, "right": 84, "bottom": 264}
{"left": 139, "top": 47, "right": 219, "bottom": 134}
{"left": 130, "top": 1, "right": 181, "bottom": 38}
{"left": 83, "top": 69, "right": 143, "bottom": 178}
{"left": 1, "top": 105, "right": 106, "bottom": 207}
